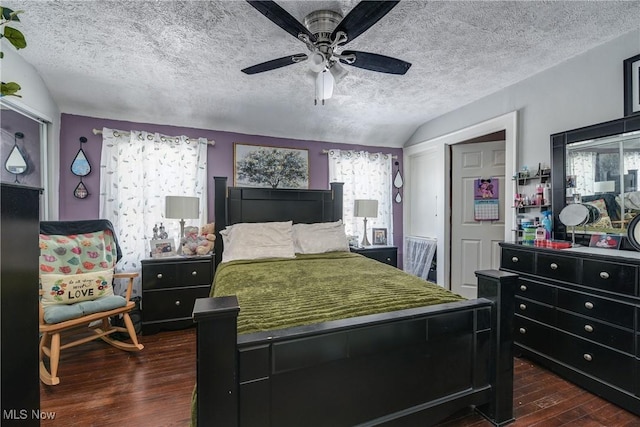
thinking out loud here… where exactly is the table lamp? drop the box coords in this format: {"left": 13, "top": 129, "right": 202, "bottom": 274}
{"left": 354, "top": 199, "right": 378, "bottom": 247}
{"left": 165, "top": 196, "right": 200, "bottom": 254}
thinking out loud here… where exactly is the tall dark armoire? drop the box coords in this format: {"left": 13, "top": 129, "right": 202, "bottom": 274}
{"left": 1, "top": 183, "right": 40, "bottom": 426}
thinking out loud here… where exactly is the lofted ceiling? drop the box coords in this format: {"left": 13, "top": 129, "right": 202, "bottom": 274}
{"left": 5, "top": 1, "right": 640, "bottom": 147}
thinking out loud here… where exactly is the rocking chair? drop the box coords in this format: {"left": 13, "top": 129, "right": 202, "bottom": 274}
{"left": 38, "top": 220, "right": 143, "bottom": 385}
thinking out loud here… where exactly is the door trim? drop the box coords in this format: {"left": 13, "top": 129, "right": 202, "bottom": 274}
{"left": 404, "top": 111, "right": 518, "bottom": 289}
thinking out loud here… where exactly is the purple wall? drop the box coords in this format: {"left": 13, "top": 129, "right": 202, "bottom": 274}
{"left": 59, "top": 113, "right": 404, "bottom": 260}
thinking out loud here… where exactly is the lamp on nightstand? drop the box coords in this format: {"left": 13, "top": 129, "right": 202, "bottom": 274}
{"left": 165, "top": 196, "right": 200, "bottom": 254}
{"left": 354, "top": 199, "right": 378, "bottom": 247}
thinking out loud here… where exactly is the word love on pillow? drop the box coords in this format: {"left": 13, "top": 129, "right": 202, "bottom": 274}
{"left": 40, "top": 270, "right": 114, "bottom": 307}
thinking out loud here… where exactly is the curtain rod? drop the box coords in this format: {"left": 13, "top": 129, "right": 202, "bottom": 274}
{"left": 321, "top": 149, "right": 397, "bottom": 159}
{"left": 92, "top": 128, "right": 215, "bottom": 146}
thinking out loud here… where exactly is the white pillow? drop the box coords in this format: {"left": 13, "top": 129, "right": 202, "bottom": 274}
{"left": 220, "top": 221, "right": 295, "bottom": 263}
{"left": 292, "top": 220, "right": 350, "bottom": 254}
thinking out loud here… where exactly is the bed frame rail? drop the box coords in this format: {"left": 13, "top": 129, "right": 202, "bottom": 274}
{"left": 193, "top": 270, "right": 516, "bottom": 426}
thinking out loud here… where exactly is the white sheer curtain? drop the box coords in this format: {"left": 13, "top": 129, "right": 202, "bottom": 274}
{"left": 100, "top": 127, "right": 208, "bottom": 296}
{"left": 404, "top": 236, "right": 437, "bottom": 282}
{"left": 328, "top": 149, "right": 393, "bottom": 244}
{"left": 567, "top": 151, "right": 596, "bottom": 196}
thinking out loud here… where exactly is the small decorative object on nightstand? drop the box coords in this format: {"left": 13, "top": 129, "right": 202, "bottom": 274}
{"left": 351, "top": 246, "right": 397, "bottom": 267}
{"left": 141, "top": 254, "right": 214, "bottom": 334}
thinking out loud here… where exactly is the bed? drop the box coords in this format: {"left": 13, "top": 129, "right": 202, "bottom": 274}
{"left": 191, "top": 176, "right": 516, "bottom": 427}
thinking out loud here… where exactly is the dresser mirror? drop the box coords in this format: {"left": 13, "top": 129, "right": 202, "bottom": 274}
{"left": 550, "top": 115, "right": 640, "bottom": 245}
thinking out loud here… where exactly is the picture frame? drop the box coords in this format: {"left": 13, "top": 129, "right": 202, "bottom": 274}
{"left": 372, "top": 228, "right": 387, "bottom": 245}
{"left": 234, "top": 143, "right": 309, "bottom": 189}
{"left": 150, "top": 238, "right": 176, "bottom": 258}
{"left": 588, "top": 233, "right": 621, "bottom": 250}
{"left": 623, "top": 53, "right": 640, "bottom": 117}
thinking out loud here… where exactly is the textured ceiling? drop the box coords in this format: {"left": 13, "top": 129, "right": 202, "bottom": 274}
{"left": 5, "top": 1, "right": 640, "bottom": 147}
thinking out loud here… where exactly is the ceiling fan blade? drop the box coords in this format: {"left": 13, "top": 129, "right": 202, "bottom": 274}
{"left": 241, "top": 54, "right": 308, "bottom": 75}
{"left": 247, "top": 1, "right": 316, "bottom": 43}
{"left": 340, "top": 51, "right": 411, "bottom": 75}
{"left": 331, "top": 1, "right": 399, "bottom": 45}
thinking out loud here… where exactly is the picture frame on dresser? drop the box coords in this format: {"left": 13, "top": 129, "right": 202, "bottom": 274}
{"left": 624, "top": 53, "right": 640, "bottom": 117}
{"left": 149, "top": 238, "right": 176, "bottom": 258}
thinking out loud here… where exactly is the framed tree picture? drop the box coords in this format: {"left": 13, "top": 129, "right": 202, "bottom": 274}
{"left": 624, "top": 53, "right": 640, "bottom": 117}
{"left": 234, "top": 143, "right": 309, "bottom": 189}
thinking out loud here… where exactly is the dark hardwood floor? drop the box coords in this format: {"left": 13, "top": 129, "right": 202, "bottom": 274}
{"left": 40, "top": 328, "right": 640, "bottom": 426}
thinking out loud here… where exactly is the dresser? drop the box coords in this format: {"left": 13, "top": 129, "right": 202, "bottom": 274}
{"left": 1, "top": 185, "right": 40, "bottom": 425}
{"left": 350, "top": 246, "right": 398, "bottom": 267}
{"left": 141, "top": 255, "right": 214, "bottom": 334}
{"left": 500, "top": 242, "right": 640, "bottom": 415}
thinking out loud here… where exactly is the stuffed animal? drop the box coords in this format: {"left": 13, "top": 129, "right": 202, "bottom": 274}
{"left": 181, "top": 223, "right": 215, "bottom": 256}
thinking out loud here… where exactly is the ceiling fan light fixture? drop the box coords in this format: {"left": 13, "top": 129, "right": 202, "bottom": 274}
{"left": 309, "top": 52, "right": 326, "bottom": 72}
{"left": 329, "top": 61, "right": 349, "bottom": 83}
{"left": 315, "top": 69, "right": 334, "bottom": 105}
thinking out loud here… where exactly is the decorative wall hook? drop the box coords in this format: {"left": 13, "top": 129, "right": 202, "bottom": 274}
{"left": 5, "top": 131, "right": 28, "bottom": 183}
{"left": 71, "top": 136, "right": 90, "bottom": 199}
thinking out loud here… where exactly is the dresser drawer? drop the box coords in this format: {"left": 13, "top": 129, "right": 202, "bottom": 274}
{"left": 582, "top": 259, "right": 637, "bottom": 296}
{"left": 514, "top": 316, "right": 557, "bottom": 358}
{"left": 556, "top": 333, "right": 636, "bottom": 394}
{"left": 143, "top": 258, "right": 213, "bottom": 290}
{"left": 515, "top": 297, "right": 554, "bottom": 325}
{"left": 515, "top": 278, "right": 554, "bottom": 305}
{"left": 142, "top": 285, "right": 210, "bottom": 321}
{"left": 556, "top": 311, "right": 634, "bottom": 354}
{"left": 557, "top": 289, "right": 635, "bottom": 328}
{"left": 536, "top": 253, "right": 578, "bottom": 283}
{"left": 501, "top": 248, "right": 534, "bottom": 274}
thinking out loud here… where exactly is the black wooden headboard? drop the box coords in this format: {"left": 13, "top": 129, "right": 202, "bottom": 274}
{"left": 213, "top": 176, "right": 344, "bottom": 267}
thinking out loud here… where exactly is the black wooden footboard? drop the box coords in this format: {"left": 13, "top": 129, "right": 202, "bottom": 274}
{"left": 193, "top": 270, "right": 516, "bottom": 427}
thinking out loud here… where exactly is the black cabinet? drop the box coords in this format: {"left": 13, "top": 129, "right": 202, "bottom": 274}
{"left": 141, "top": 255, "right": 214, "bottom": 334}
{"left": 350, "top": 246, "right": 397, "bottom": 267}
{"left": 1, "top": 184, "right": 40, "bottom": 426}
{"left": 500, "top": 242, "right": 640, "bottom": 415}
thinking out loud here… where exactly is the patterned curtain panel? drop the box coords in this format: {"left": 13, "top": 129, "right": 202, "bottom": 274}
{"left": 567, "top": 151, "right": 596, "bottom": 196}
{"left": 99, "top": 127, "right": 208, "bottom": 295}
{"left": 404, "top": 236, "right": 436, "bottom": 282}
{"left": 328, "top": 149, "right": 393, "bottom": 244}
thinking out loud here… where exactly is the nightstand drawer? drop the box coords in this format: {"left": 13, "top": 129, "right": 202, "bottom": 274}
{"left": 351, "top": 246, "right": 397, "bottom": 267}
{"left": 143, "top": 257, "right": 213, "bottom": 290}
{"left": 142, "top": 285, "right": 210, "bottom": 321}
{"left": 581, "top": 259, "right": 637, "bottom": 296}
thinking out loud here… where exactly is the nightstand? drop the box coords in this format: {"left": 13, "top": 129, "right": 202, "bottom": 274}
{"left": 350, "top": 246, "right": 398, "bottom": 267}
{"left": 141, "top": 254, "right": 214, "bottom": 334}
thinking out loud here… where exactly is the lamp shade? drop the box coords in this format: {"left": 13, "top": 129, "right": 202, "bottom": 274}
{"left": 354, "top": 199, "right": 378, "bottom": 218}
{"left": 165, "top": 196, "right": 200, "bottom": 219}
{"left": 594, "top": 181, "right": 615, "bottom": 193}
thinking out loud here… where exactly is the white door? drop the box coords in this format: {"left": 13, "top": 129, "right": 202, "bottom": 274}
{"left": 450, "top": 140, "right": 505, "bottom": 298}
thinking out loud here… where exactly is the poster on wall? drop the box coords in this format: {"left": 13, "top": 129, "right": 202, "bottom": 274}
{"left": 474, "top": 177, "right": 499, "bottom": 221}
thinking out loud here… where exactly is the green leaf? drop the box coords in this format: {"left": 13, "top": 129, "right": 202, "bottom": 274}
{"left": 3, "top": 27, "right": 26, "bottom": 49}
{"left": 1, "top": 81, "right": 21, "bottom": 97}
{"left": 0, "top": 51, "right": 3, "bottom": 59}
{"left": 1, "top": 7, "right": 22, "bottom": 22}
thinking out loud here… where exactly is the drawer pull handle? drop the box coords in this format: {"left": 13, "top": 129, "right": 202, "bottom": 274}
{"left": 512, "top": 256, "right": 519, "bottom": 263}
{"left": 520, "top": 285, "right": 527, "bottom": 292}
{"left": 386, "top": 257, "right": 391, "bottom": 262}
{"left": 584, "top": 324, "right": 594, "bottom": 333}
{"left": 519, "top": 303, "right": 527, "bottom": 310}
{"left": 175, "top": 300, "right": 181, "bottom": 306}
{"left": 156, "top": 273, "right": 163, "bottom": 279}
{"left": 192, "top": 271, "right": 197, "bottom": 276}
{"left": 583, "top": 353, "right": 593, "bottom": 362}
{"left": 584, "top": 302, "right": 594, "bottom": 309}
{"left": 550, "top": 263, "right": 558, "bottom": 270}
{"left": 599, "top": 271, "right": 610, "bottom": 279}
{"left": 519, "top": 328, "right": 526, "bottom": 334}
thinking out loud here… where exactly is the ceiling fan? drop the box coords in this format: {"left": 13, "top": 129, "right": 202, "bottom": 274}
{"left": 242, "top": 0, "right": 412, "bottom": 104}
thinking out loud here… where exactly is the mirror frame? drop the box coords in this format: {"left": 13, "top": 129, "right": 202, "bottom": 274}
{"left": 550, "top": 114, "right": 640, "bottom": 248}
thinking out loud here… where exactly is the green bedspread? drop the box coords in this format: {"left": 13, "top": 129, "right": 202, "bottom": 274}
{"left": 212, "top": 251, "right": 464, "bottom": 335}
